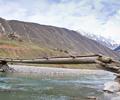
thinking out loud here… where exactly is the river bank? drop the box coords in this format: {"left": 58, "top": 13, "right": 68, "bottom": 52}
{"left": 9, "top": 64, "right": 110, "bottom": 75}
{"left": 9, "top": 63, "right": 99, "bottom": 69}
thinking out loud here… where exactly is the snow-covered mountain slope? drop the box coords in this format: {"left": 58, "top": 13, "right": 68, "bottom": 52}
{"left": 80, "top": 32, "right": 119, "bottom": 50}
{"left": 115, "top": 46, "right": 120, "bottom": 52}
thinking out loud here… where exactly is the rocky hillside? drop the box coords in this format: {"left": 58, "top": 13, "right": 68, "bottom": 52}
{"left": 0, "top": 17, "right": 119, "bottom": 58}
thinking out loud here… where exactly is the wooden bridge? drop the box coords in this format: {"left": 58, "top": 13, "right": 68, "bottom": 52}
{"left": 0, "top": 54, "right": 120, "bottom": 73}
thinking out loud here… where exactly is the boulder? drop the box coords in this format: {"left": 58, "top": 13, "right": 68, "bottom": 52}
{"left": 104, "top": 81, "right": 120, "bottom": 93}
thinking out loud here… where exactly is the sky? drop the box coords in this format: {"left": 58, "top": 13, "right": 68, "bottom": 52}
{"left": 0, "top": 0, "right": 120, "bottom": 43}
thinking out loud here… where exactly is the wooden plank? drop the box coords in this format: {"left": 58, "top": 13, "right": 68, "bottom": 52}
{"left": 5, "top": 57, "right": 97, "bottom": 64}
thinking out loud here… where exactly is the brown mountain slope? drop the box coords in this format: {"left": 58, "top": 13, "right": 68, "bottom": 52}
{"left": 0, "top": 17, "right": 119, "bottom": 58}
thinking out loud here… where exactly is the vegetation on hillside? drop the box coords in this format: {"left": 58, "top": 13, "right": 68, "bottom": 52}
{"left": 0, "top": 38, "right": 67, "bottom": 59}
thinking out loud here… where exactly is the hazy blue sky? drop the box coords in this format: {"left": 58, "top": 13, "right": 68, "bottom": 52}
{"left": 0, "top": 0, "right": 120, "bottom": 43}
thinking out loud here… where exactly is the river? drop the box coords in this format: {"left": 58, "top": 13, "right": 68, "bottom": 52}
{"left": 0, "top": 66, "right": 119, "bottom": 100}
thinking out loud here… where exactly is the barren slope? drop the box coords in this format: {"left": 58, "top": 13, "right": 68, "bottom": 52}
{"left": 0, "top": 17, "right": 119, "bottom": 58}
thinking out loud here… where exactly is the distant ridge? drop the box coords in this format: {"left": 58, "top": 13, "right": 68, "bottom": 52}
{"left": 0, "top": 17, "right": 119, "bottom": 58}
{"left": 115, "top": 46, "right": 120, "bottom": 52}
{"left": 80, "top": 32, "right": 119, "bottom": 50}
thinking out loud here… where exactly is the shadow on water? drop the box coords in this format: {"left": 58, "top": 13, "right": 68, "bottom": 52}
{"left": 0, "top": 68, "right": 119, "bottom": 100}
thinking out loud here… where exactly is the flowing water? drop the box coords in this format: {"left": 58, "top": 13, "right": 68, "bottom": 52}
{"left": 0, "top": 66, "right": 119, "bottom": 100}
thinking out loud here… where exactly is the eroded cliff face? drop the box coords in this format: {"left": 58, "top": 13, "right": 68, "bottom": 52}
{"left": 0, "top": 17, "right": 119, "bottom": 58}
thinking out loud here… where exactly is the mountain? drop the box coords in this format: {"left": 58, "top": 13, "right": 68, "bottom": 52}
{"left": 0, "top": 17, "right": 119, "bottom": 58}
{"left": 80, "top": 32, "right": 119, "bottom": 50}
{"left": 115, "top": 46, "right": 120, "bottom": 52}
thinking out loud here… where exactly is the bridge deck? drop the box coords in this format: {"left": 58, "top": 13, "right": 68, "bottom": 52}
{"left": 0, "top": 54, "right": 120, "bottom": 73}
